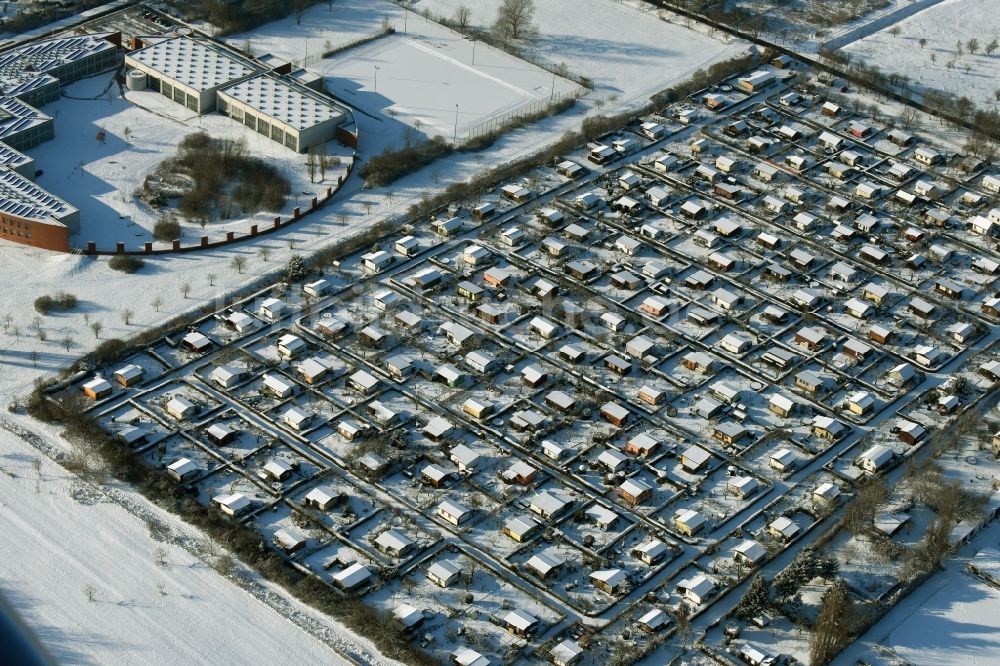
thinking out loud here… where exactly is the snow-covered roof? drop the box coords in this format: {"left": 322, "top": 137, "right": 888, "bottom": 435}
{"left": 531, "top": 490, "right": 570, "bottom": 516}
{"left": 733, "top": 539, "right": 767, "bottom": 563}
{"left": 0, "top": 164, "right": 77, "bottom": 228}
{"left": 428, "top": 560, "right": 461, "bottom": 582}
{"left": 682, "top": 445, "right": 712, "bottom": 467}
{"left": 504, "top": 513, "right": 539, "bottom": 536}
{"left": 675, "top": 508, "right": 705, "bottom": 529}
{"left": 167, "top": 457, "right": 197, "bottom": 477}
{"left": 526, "top": 552, "right": 563, "bottom": 576}
{"left": 678, "top": 574, "right": 715, "bottom": 601}
{"left": 332, "top": 562, "right": 372, "bottom": 588}
{"left": 618, "top": 479, "right": 653, "bottom": 497}
{"left": 220, "top": 73, "right": 346, "bottom": 131}
{"left": 375, "top": 528, "right": 413, "bottom": 553}
{"left": 550, "top": 639, "right": 583, "bottom": 663}
{"left": 591, "top": 568, "right": 627, "bottom": 588}
{"left": 452, "top": 647, "right": 490, "bottom": 666}
{"left": 638, "top": 608, "right": 669, "bottom": 629}
{"left": 0, "top": 34, "right": 115, "bottom": 97}
{"left": 127, "top": 37, "right": 258, "bottom": 92}
{"left": 213, "top": 492, "right": 250, "bottom": 513}
{"left": 768, "top": 516, "right": 799, "bottom": 538}
{"left": 437, "top": 498, "right": 471, "bottom": 520}
{"left": 503, "top": 608, "right": 539, "bottom": 631}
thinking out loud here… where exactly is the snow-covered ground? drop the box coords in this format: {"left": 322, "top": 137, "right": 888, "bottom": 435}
{"left": 0, "top": 423, "right": 405, "bottom": 666}
{"left": 837, "top": 521, "right": 1000, "bottom": 666}
{"left": 844, "top": 0, "right": 1000, "bottom": 109}
{"left": 411, "top": 0, "right": 740, "bottom": 108}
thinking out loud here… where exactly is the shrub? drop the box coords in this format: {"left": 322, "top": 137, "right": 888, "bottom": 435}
{"left": 360, "top": 136, "right": 452, "bottom": 188}
{"left": 34, "top": 291, "right": 78, "bottom": 315}
{"left": 108, "top": 255, "right": 145, "bottom": 274}
{"left": 153, "top": 218, "right": 181, "bottom": 242}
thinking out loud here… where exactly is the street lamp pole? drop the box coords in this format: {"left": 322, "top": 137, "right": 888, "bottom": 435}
{"left": 374, "top": 65, "right": 380, "bottom": 92}
{"left": 453, "top": 104, "right": 459, "bottom": 143}
{"left": 472, "top": 39, "right": 477, "bottom": 65}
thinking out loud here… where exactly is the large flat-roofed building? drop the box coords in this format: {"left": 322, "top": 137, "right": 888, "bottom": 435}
{"left": 0, "top": 97, "right": 53, "bottom": 151}
{"left": 0, "top": 34, "right": 119, "bottom": 108}
{"left": 217, "top": 73, "right": 347, "bottom": 152}
{"left": 125, "top": 37, "right": 258, "bottom": 113}
{"left": 0, "top": 168, "right": 78, "bottom": 251}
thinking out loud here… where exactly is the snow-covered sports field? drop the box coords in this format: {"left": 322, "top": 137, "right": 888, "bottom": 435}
{"left": 844, "top": 0, "right": 1000, "bottom": 109}
{"left": 323, "top": 33, "right": 579, "bottom": 139}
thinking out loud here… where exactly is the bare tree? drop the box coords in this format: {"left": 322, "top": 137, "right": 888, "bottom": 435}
{"left": 306, "top": 149, "right": 318, "bottom": 183}
{"left": 121, "top": 308, "right": 134, "bottom": 326}
{"left": 62, "top": 335, "right": 73, "bottom": 352}
{"left": 207, "top": 273, "right": 217, "bottom": 287}
{"left": 90, "top": 321, "right": 103, "bottom": 339}
{"left": 258, "top": 247, "right": 271, "bottom": 262}
{"left": 492, "top": 0, "right": 537, "bottom": 41}
{"left": 844, "top": 475, "right": 888, "bottom": 537}
{"left": 180, "top": 283, "right": 191, "bottom": 299}
{"left": 986, "top": 38, "right": 999, "bottom": 56}
{"left": 231, "top": 256, "right": 247, "bottom": 274}
{"left": 292, "top": 0, "right": 309, "bottom": 25}
{"left": 151, "top": 295, "right": 163, "bottom": 312}
{"left": 809, "top": 579, "right": 855, "bottom": 665}
{"left": 454, "top": 5, "right": 472, "bottom": 30}
{"left": 967, "top": 38, "right": 980, "bottom": 54}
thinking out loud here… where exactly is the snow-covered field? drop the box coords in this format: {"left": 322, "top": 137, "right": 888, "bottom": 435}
{"left": 0, "top": 423, "right": 405, "bottom": 666}
{"left": 886, "top": 572, "right": 1000, "bottom": 666}
{"left": 322, "top": 33, "right": 579, "bottom": 138}
{"left": 844, "top": 0, "right": 1000, "bottom": 109}
{"left": 412, "top": 0, "right": 740, "bottom": 108}
{"left": 838, "top": 522, "right": 1000, "bottom": 666}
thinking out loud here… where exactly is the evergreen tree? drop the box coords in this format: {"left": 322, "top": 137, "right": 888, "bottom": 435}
{"left": 284, "top": 255, "right": 307, "bottom": 283}
{"left": 734, "top": 573, "right": 769, "bottom": 619}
